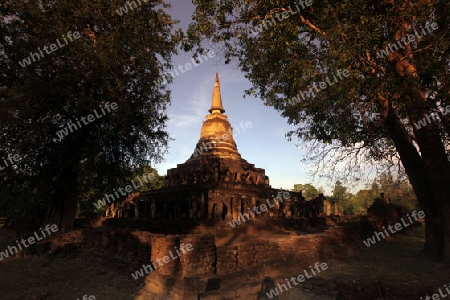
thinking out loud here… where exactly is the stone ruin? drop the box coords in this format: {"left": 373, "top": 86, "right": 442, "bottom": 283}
{"left": 362, "top": 192, "right": 404, "bottom": 233}
{"left": 106, "top": 73, "right": 326, "bottom": 223}
{"left": 81, "top": 73, "right": 408, "bottom": 299}
{"left": 0, "top": 74, "right": 423, "bottom": 299}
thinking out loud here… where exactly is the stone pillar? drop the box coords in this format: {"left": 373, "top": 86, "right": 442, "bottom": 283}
{"left": 200, "top": 193, "right": 205, "bottom": 218}
{"left": 225, "top": 196, "right": 232, "bottom": 220}
{"left": 222, "top": 202, "right": 229, "bottom": 220}
{"left": 251, "top": 197, "right": 256, "bottom": 209}
{"left": 134, "top": 205, "right": 139, "bottom": 219}
{"left": 208, "top": 202, "right": 215, "bottom": 220}
{"left": 334, "top": 202, "right": 339, "bottom": 216}
{"left": 231, "top": 197, "right": 239, "bottom": 220}
{"left": 151, "top": 235, "right": 181, "bottom": 276}
{"left": 324, "top": 200, "right": 331, "bottom": 216}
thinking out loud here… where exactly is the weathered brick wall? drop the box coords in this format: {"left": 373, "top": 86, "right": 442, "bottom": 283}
{"left": 81, "top": 229, "right": 216, "bottom": 277}
{"left": 78, "top": 221, "right": 371, "bottom": 299}
{"left": 80, "top": 222, "right": 363, "bottom": 278}
{"left": 236, "top": 239, "right": 280, "bottom": 269}
{"left": 216, "top": 245, "right": 238, "bottom": 275}
{"left": 81, "top": 229, "right": 152, "bottom": 268}
{"left": 132, "top": 231, "right": 152, "bottom": 262}
{"left": 144, "top": 273, "right": 200, "bottom": 300}
{"left": 181, "top": 234, "right": 216, "bottom": 277}
{"left": 279, "top": 225, "right": 362, "bottom": 262}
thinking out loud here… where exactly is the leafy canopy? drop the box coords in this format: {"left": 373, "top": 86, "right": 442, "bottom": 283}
{"left": 0, "top": 0, "right": 182, "bottom": 218}
{"left": 185, "top": 0, "right": 450, "bottom": 182}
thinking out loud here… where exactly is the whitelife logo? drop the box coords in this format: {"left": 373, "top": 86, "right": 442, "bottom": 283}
{"left": 116, "top": 0, "right": 150, "bottom": 16}
{"left": 93, "top": 173, "right": 156, "bottom": 209}
{"left": 131, "top": 243, "right": 194, "bottom": 280}
{"left": 159, "top": 51, "right": 216, "bottom": 86}
{"left": 420, "top": 282, "right": 450, "bottom": 300}
{"left": 56, "top": 102, "right": 118, "bottom": 140}
{"left": 250, "top": 0, "right": 313, "bottom": 34}
{"left": 377, "top": 22, "right": 438, "bottom": 59}
{"left": 0, "top": 153, "right": 21, "bottom": 171}
{"left": 413, "top": 105, "right": 450, "bottom": 130}
{"left": 18, "top": 31, "right": 81, "bottom": 67}
{"left": 265, "top": 262, "right": 328, "bottom": 298}
{"left": 76, "top": 296, "right": 95, "bottom": 300}
{"left": 287, "top": 69, "right": 350, "bottom": 106}
{"left": 0, "top": 224, "right": 58, "bottom": 261}
{"left": 228, "top": 191, "right": 290, "bottom": 228}
{"left": 363, "top": 210, "right": 425, "bottom": 247}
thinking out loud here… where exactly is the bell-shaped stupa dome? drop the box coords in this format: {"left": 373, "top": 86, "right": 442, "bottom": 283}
{"left": 189, "top": 73, "right": 241, "bottom": 160}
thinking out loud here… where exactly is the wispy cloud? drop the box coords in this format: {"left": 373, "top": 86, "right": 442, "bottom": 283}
{"left": 168, "top": 76, "right": 210, "bottom": 129}
{"left": 168, "top": 69, "right": 245, "bottom": 128}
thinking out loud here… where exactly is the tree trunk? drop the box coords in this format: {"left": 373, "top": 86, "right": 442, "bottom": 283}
{"left": 405, "top": 84, "right": 450, "bottom": 262}
{"left": 384, "top": 26, "right": 450, "bottom": 260}
{"left": 385, "top": 101, "right": 448, "bottom": 260}
{"left": 45, "top": 166, "right": 78, "bottom": 234}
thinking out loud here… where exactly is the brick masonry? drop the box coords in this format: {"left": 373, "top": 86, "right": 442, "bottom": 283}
{"left": 79, "top": 218, "right": 366, "bottom": 299}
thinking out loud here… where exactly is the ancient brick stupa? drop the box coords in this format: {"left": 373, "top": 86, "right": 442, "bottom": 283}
{"left": 133, "top": 73, "right": 279, "bottom": 220}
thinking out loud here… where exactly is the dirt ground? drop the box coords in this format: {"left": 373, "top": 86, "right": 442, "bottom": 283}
{"left": 0, "top": 225, "right": 448, "bottom": 300}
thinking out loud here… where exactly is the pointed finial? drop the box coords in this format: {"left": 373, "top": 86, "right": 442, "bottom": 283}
{"left": 209, "top": 72, "right": 225, "bottom": 113}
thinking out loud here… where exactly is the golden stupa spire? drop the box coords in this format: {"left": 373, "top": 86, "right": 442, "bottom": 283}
{"left": 190, "top": 72, "right": 241, "bottom": 160}
{"left": 209, "top": 72, "right": 225, "bottom": 114}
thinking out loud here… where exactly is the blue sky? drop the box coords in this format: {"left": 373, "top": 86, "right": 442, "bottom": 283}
{"left": 153, "top": 1, "right": 324, "bottom": 191}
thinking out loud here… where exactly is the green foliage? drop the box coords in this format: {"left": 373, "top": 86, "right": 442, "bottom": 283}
{"left": 327, "top": 180, "right": 352, "bottom": 215}
{"left": 187, "top": 0, "right": 450, "bottom": 260}
{"left": 376, "top": 173, "right": 419, "bottom": 213}
{"left": 351, "top": 173, "right": 419, "bottom": 215}
{"left": 354, "top": 189, "right": 374, "bottom": 214}
{"left": 131, "top": 165, "right": 164, "bottom": 192}
{"left": 186, "top": 0, "right": 450, "bottom": 178}
{"left": 292, "top": 183, "right": 319, "bottom": 200}
{"left": 0, "top": 0, "right": 182, "bottom": 224}
{"left": 76, "top": 164, "right": 164, "bottom": 217}
{"left": 324, "top": 175, "right": 418, "bottom": 215}
{"left": 332, "top": 181, "right": 347, "bottom": 202}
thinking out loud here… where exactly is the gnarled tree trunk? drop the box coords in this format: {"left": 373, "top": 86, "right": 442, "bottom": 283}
{"left": 385, "top": 91, "right": 450, "bottom": 261}
{"left": 45, "top": 166, "right": 78, "bottom": 234}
